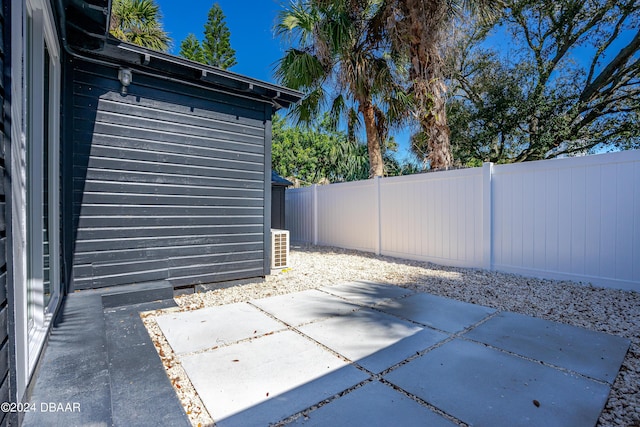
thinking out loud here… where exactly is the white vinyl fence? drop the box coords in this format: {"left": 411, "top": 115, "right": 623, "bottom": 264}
{"left": 286, "top": 150, "right": 640, "bottom": 291}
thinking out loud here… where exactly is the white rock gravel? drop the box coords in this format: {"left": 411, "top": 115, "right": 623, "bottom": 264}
{"left": 143, "top": 244, "right": 640, "bottom": 427}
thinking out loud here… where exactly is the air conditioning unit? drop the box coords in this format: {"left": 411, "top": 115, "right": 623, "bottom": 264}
{"left": 271, "top": 229, "right": 290, "bottom": 269}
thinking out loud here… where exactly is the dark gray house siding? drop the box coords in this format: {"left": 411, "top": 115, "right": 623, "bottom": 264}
{"left": 271, "top": 171, "right": 292, "bottom": 230}
{"left": 271, "top": 186, "right": 286, "bottom": 230}
{"left": 0, "top": 0, "right": 11, "bottom": 424}
{"left": 68, "top": 58, "right": 276, "bottom": 290}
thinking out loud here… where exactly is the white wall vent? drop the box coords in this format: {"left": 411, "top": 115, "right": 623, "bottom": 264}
{"left": 271, "top": 229, "right": 290, "bottom": 269}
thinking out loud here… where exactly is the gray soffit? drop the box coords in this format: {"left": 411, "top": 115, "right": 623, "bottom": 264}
{"left": 57, "top": 0, "right": 112, "bottom": 51}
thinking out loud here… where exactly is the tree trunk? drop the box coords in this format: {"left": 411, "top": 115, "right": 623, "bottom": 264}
{"left": 359, "top": 101, "right": 385, "bottom": 178}
{"left": 422, "top": 76, "right": 453, "bottom": 170}
{"left": 405, "top": 0, "right": 453, "bottom": 170}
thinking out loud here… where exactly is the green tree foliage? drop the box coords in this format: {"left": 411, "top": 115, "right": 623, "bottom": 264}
{"left": 202, "top": 3, "right": 237, "bottom": 69}
{"left": 275, "top": 0, "right": 408, "bottom": 178}
{"left": 447, "top": 0, "right": 640, "bottom": 164}
{"left": 179, "top": 33, "right": 205, "bottom": 63}
{"left": 272, "top": 115, "right": 406, "bottom": 184}
{"left": 272, "top": 115, "right": 369, "bottom": 184}
{"left": 110, "top": 0, "right": 170, "bottom": 51}
{"left": 178, "top": 3, "right": 237, "bottom": 69}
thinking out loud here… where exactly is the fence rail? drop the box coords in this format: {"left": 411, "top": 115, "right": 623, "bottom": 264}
{"left": 286, "top": 151, "right": 640, "bottom": 291}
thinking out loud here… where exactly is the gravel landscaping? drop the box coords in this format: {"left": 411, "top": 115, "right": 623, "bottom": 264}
{"left": 144, "top": 244, "right": 639, "bottom": 427}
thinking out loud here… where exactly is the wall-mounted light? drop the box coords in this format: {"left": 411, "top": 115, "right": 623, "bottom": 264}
{"left": 118, "top": 68, "right": 132, "bottom": 95}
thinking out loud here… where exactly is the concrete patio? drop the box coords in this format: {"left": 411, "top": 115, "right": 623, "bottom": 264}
{"left": 20, "top": 278, "right": 631, "bottom": 426}
{"left": 155, "top": 281, "right": 630, "bottom": 427}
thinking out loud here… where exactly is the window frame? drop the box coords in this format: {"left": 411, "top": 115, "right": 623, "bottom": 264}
{"left": 22, "top": 0, "right": 62, "bottom": 386}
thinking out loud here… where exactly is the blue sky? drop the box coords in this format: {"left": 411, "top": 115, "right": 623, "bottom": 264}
{"left": 156, "top": 0, "right": 288, "bottom": 83}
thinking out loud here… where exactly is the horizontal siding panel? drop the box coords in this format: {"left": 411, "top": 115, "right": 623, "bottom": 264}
{"left": 72, "top": 264, "right": 92, "bottom": 279}
{"left": 73, "top": 269, "right": 170, "bottom": 289}
{"left": 76, "top": 224, "right": 263, "bottom": 240}
{"left": 76, "top": 130, "right": 264, "bottom": 162}
{"left": 73, "top": 158, "right": 262, "bottom": 181}
{"left": 73, "top": 145, "right": 264, "bottom": 172}
{"left": 74, "top": 261, "right": 266, "bottom": 290}
{"left": 76, "top": 252, "right": 264, "bottom": 279}
{"left": 73, "top": 242, "right": 264, "bottom": 265}
{"left": 169, "top": 259, "right": 263, "bottom": 277}
{"left": 73, "top": 233, "right": 263, "bottom": 253}
{"left": 168, "top": 251, "right": 263, "bottom": 268}
{"left": 77, "top": 180, "right": 263, "bottom": 198}
{"left": 74, "top": 119, "right": 265, "bottom": 155}
{"left": 85, "top": 252, "right": 263, "bottom": 281}
{"left": 73, "top": 192, "right": 264, "bottom": 207}
{"left": 76, "top": 215, "right": 262, "bottom": 228}
{"left": 74, "top": 117, "right": 265, "bottom": 150}
{"left": 81, "top": 98, "right": 265, "bottom": 138}
{"left": 169, "top": 272, "right": 264, "bottom": 288}
{"left": 92, "top": 259, "right": 169, "bottom": 276}
{"left": 80, "top": 168, "right": 263, "bottom": 190}
{"left": 168, "top": 266, "right": 265, "bottom": 287}
{"left": 76, "top": 205, "right": 261, "bottom": 217}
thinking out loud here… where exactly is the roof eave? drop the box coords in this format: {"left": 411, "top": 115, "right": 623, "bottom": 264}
{"left": 112, "top": 42, "right": 302, "bottom": 109}
{"left": 55, "top": 0, "right": 302, "bottom": 110}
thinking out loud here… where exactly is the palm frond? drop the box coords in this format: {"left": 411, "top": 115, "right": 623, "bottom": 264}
{"left": 275, "top": 48, "right": 326, "bottom": 89}
{"left": 110, "top": 0, "right": 170, "bottom": 51}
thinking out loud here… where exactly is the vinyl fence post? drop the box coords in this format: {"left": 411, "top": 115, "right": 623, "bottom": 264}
{"left": 482, "top": 162, "right": 494, "bottom": 270}
{"left": 312, "top": 184, "right": 318, "bottom": 245}
{"left": 374, "top": 176, "right": 381, "bottom": 256}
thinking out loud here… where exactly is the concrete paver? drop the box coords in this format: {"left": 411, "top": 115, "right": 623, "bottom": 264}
{"left": 463, "top": 311, "right": 631, "bottom": 384}
{"left": 181, "top": 330, "right": 367, "bottom": 425}
{"left": 162, "top": 283, "right": 627, "bottom": 427}
{"left": 289, "top": 381, "right": 457, "bottom": 426}
{"left": 376, "top": 292, "right": 496, "bottom": 332}
{"left": 156, "top": 302, "right": 284, "bottom": 354}
{"left": 298, "top": 308, "right": 448, "bottom": 373}
{"left": 384, "top": 338, "right": 612, "bottom": 427}
{"left": 250, "top": 289, "right": 361, "bottom": 326}
{"left": 321, "top": 281, "right": 414, "bottom": 306}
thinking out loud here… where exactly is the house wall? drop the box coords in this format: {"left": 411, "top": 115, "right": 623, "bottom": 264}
{"left": 287, "top": 151, "right": 640, "bottom": 291}
{"left": 271, "top": 186, "right": 286, "bottom": 230}
{"left": 0, "top": 1, "right": 10, "bottom": 424}
{"left": 67, "top": 59, "right": 273, "bottom": 290}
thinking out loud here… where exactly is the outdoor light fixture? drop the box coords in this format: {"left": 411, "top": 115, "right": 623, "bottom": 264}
{"left": 118, "top": 68, "right": 132, "bottom": 95}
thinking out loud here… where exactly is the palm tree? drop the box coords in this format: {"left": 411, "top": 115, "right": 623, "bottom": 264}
{"left": 377, "top": 0, "right": 497, "bottom": 169}
{"left": 275, "top": 0, "right": 407, "bottom": 178}
{"left": 110, "top": 0, "right": 171, "bottom": 52}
